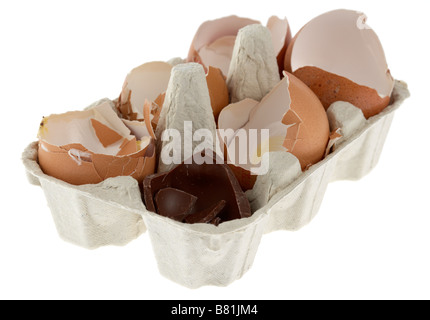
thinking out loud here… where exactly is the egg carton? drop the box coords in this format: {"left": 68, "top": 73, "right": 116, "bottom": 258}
{"left": 22, "top": 80, "right": 409, "bottom": 288}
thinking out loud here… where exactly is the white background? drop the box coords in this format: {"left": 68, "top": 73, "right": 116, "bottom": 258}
{"left": 1, "top": 0, "right": 429, "bottom": 300}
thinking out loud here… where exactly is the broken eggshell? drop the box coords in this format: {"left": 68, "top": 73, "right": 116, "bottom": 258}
{"left": 187, "top": 15, "right": 291, "bottom": 77}
{"left": 117, "top": 61, "right": 172, "bottom": 122}
{"left": 119, "top": 59, "right": 229, "bottom": 126}
{"left": 284, "top": 9, "right": 394, "bottom": 119}
{"left": 218, "top": 71, "right": 330, "bottom": 190}
{"left": 37, "top": 101, "right": 156, "bottom": 185}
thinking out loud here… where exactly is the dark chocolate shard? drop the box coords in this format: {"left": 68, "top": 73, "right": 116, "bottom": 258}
{"left": 184, "top": 200, "right": 226, "bottom": 224}
{"left": 155, "top": 188, "right": 198, "bottom": 221}
{"left": 142, "top": 159, "right": 252, "bottom": 226}
{"left": 142, "top": 171, "right": 169, "bottom": 212}
{"left": 210, "top": 217, "right": 222, "bottom": 226}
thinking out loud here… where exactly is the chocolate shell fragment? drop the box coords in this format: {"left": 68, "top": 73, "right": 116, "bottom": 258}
{"left": 143, "top": 162, "right": 251, "bottom": 225}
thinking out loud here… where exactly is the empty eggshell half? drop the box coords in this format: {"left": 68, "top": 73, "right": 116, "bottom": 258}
{"left": 187, "top": 15, "right": 291, "bottom": 77}
{"left": 284, "top": 9, "right": 394, "bottom": 119}
{"left": 37, "top": 101, "right": 156, "bottom": 185}
{"left": 117, "top": 61, "right": 172, "bottom": 121}
{"left": 218, "top": 71, "right": 330, "bottom": 190}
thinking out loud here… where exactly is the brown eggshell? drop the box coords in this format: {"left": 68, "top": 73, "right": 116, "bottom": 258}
{"left": 284, "top": 9, "right": 394, "bottom": 118}
{"left": 38, "top": 140, "right": 156, "bottom": 185}
{"left": 218, "top": 72, "right": 330, "bottom": 189}
{"left": 38, "top": 141, "right": 100, "bottom": 185}
{"left": 90, "top": 119, "right": 123, "bottom": 147}
{"left": 116, "top": 137, "right": 138, "bottom": 156}
{"left": 37, "top": 102, "right": 156, "bottom": 185}
{"left": 206, "top": 66, "right": 230, "bottom": 121}
{"left": 284, "top": 71, "right": 330, "bottom": 169}
{"left": 293, "top": 66, "right": 390, "bottom": 119}
{"left": 151, "top": 92, "right": 166, "bottom": 129}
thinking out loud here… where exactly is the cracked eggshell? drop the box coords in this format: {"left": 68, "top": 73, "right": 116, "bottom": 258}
{"left": 37, "top": 101, "right": 156, "bottom": 185}
{"left": 187, "top": 15, "right": 291, "bottom": 77}
{"left": 117, "top": 61, "right": 172, "bottom": 121}
{"left": 218, "top": 72, "right": 330, "bottom": 190}
{"left": 266, "top": 16, "right": 292, "bottom": 74}
{"left": 284, "top": 9, "right": 394, "bottom": 119}
{"left": 187, "top": 16, "right": 259, "bottom": 76}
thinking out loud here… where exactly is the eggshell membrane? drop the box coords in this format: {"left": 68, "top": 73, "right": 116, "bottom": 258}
{"left": 284, "top": 9, "right": 394, "bottom": 118}
{"left": 118, "top": 61, "right": 172, "bottom": 120}
{"left": 293, "top": 66, "right": 391, "bottom": 119}
{"left": 187, "top": 15, "right": 291, "bottom": 77}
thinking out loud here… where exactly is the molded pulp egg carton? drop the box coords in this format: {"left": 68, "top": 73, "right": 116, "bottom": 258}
{"left": 22, "top": 80, "right": 409, "bottom": 288}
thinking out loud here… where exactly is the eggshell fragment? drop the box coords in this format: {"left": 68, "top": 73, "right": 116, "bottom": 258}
{"left": 37, "top": 101, "right": 156, "bottom": 185}
{"left": 266, "top": 16, "right": 292, "bottom": 74}
{"left": 206, "top": 66, "right": 229, "bottom": 121}
{"left": 117, "top": 61, "right": 172, "bottom": 120}
{"left": 218, "top": 72, "right": 330, "bottom": 189}
{"left": 187, "top": 15, "right": 259, "bottom": 76}
{"left": 285, "top": 9, "right": 394, "bottom": 118}
{"left": 293, "top": 66, "right": 390, "bottom": 119}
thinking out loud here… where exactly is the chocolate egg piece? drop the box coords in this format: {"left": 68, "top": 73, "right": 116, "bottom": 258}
{"left": 284, "top": 9, "right": 394, "bottom": 119}
{"left": 143, "top": 157, "right": 251, "bottom": 225}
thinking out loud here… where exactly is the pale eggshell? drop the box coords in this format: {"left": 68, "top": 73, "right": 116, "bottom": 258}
{"left": 117, "top": 61, "right": 172, "bottom": 120}
{"left": 266, "top": 16, "right": 292, "bottom": 74}
{"left": 37, "top": 101, "right": 156, "bottom": 185}
{"left": 284, "top": 9, "right": 394, "bottom": 118}
{"left": 218, "top": 72, "right": 330, "bottom": 190}
{"left": 187, "top": 16, "right": 259, "bottom": 76}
